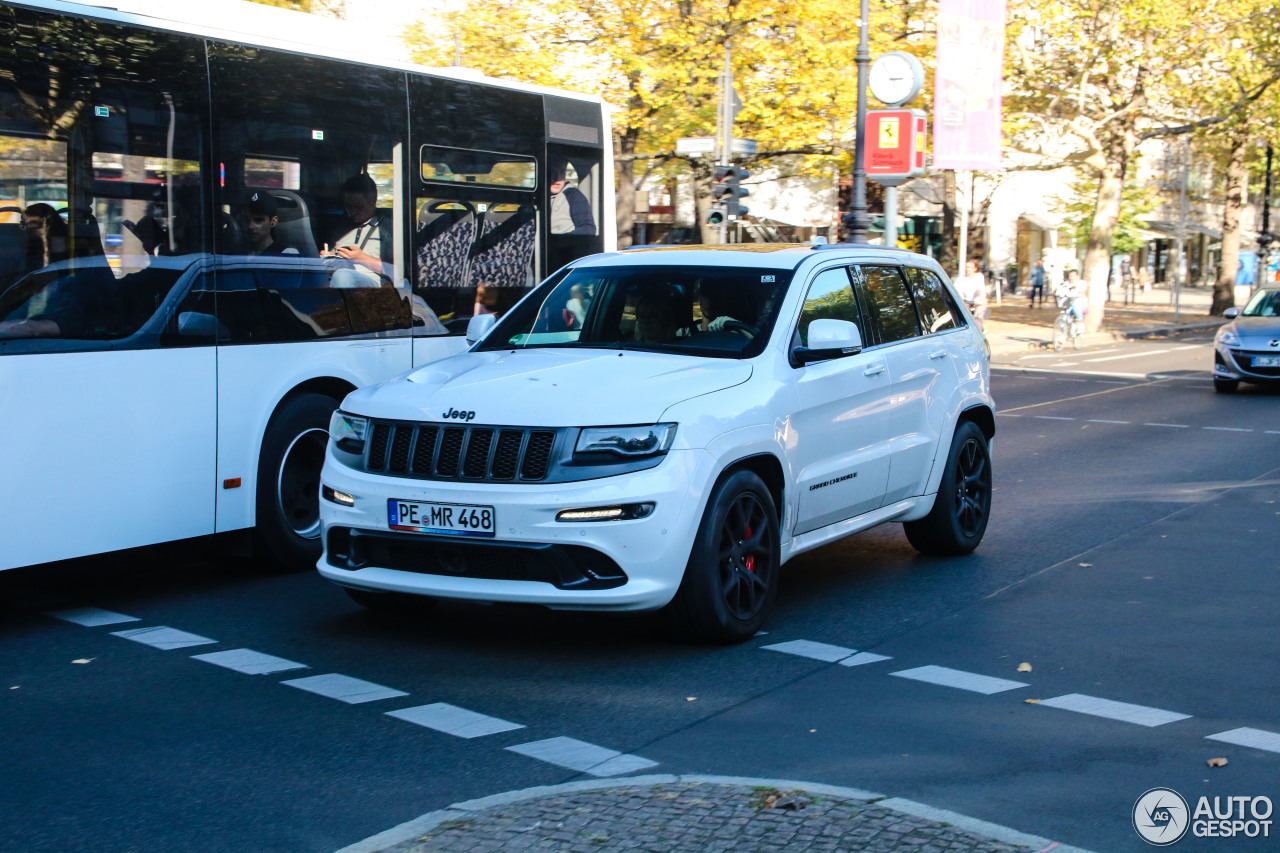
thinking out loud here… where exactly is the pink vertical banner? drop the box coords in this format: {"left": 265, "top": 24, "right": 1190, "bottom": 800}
{"left": 933, "top": 0, "right": 1006, "bottom": 170}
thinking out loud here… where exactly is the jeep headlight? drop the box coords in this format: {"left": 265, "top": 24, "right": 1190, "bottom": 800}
{"left": 329, "top": 411, "right": 368, "bottom": 454}
{"left": 1216, "top": 327, "right": 1241, "bottom": 348}
{"left": 574, "top": 423, "right": 676, "bottom": 459}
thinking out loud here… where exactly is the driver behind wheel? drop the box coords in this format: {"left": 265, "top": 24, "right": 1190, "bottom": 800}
{"left": 695, "top": 282, "right": 744, "bottom": 333}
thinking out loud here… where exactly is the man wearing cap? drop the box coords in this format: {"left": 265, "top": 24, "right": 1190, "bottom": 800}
{"left": 243, "top": 191, "right": 291, "bottom": 256}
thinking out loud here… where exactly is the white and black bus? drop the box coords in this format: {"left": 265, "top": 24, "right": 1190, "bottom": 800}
{"left": 0, "top": 0, "right": 614, "bottom": 572}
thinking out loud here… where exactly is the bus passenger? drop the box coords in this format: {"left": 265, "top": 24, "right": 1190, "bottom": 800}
{"left": 323, "top": 173, "right": 391, "bottom": 286}
{"left": 549, "top": 158, "right": 595, "bottom": 236}
{"left": 242, "top": 192, "right": 292, "bottom": 256}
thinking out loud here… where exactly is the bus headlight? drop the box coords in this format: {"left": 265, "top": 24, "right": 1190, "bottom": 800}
{"left": 329, "top": 411, "right": 368, "bottom": 454}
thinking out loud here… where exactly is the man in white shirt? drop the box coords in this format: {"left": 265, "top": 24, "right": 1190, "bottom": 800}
{"left": 954, "top": 259, "right": 988, "bottom": 327}
{"left": 322, "top": 173, "right": 391, "bottom": 287}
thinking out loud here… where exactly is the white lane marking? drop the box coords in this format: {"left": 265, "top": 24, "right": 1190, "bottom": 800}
{"left": 1094, "top": 380, "right": 1131, "bottom": 385}
{"left": 387, "top": 703, "right": 525, "bottom": 739}
{"left": 282, "top": 673, "right": 408, "bottom": 704}
{"left": 762, "top": 639, "right": 857, "bottom": 663}
{"left": 1083, "top": 349, "right": 1174, "bottom": 363}
{"left": 49, "top": 607, "right": 140, "bottom": 627}
{"left": 1055, "top": 378, "right": 1089, "bottom": 382}
{"left": 995, "top": 413, "right": 1023, "bottom": 417}
{"left": 1037, "top": 694, "right": 1190, "bottom": 727}
{"left": 992, "top": 366, "right": 1209, "bottom": 381}
{"left": 111, "top": 626, "right": 217, "bottom": 650}
{"left": 1017, "top": 349, "right": 1120, "bottom": 360}
{"left": 1034, "top": 416, "right": 1075, "bottom": 421}
{"left": 1143, "top": 423, "right": 1190, "bottom": 429}
{"left": 505, "top": 736, "right": 658, "bottom": 777}
{"left": 839, "top": 652, "right": 893, "bottom": 667}
{"left": 890, "top": 665, "right": 1028, "bottom": 695}
{"left": 191, "top": 649, "right": 308, "bottom": 675}
{"left": 1206, "top": 727, "right": 1280, "bottom": 754}
{"left": 1269, "top": 430, "right": 1280, "bottom": 435}
{"left": 1204, "top": 426, "right": 1253, "bottom": 433}
{"left": 1087, "top": 419, "right": 1131, "bottom": 424}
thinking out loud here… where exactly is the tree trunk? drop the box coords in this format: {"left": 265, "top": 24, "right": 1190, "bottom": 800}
{"left": 614, "top": 126, "right": 638, "bottom": 249}
{"left": 1212, "top": 125, "right": 1248, "bottom": 315}
{"left": 940, "top": 170, "right": 956, "bottom": 276}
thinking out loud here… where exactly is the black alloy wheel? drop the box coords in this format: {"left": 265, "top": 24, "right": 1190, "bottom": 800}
{"left": 903, "top": 420, "right": 992, "bottom": 556}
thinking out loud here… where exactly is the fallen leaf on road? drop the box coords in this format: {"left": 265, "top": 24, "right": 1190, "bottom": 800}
{"left": 809, "top": 729, "right": 817, "bottom": 733}
{"left": 71, "top": 659, "right": 93, "bottom": 665}
{"left": 764, "top": 795, "right": 778, "bottom": 809}
{"left": 1207, "top": 757, "right": 1229, "bottom": 768}
{"left": 1079, "top": 562, "right": 1093, "bottom": 567}
{"left": 1025, "top": 698, "right": 1041, "bottom": 704}
{"left": 1017, "top": 662, "right": 1033, "bottom": 672}
{"left": 686, "top": 697, "right": 696, "bottom": 701}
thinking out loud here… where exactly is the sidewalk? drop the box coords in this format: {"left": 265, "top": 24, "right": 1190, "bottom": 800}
{"left": 982, "top": 284, "right": 1224, "bottom": 360}
{"left": 339, "top": 775, "right": 1096, "bottom": 853}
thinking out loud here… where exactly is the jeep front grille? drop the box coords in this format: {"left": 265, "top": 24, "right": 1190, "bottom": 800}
{"left": 365, "top": 421, "right": 559, "bottom": 482}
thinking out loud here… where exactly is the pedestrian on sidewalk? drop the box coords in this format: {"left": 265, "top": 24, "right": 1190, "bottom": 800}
{"left": 955, "top": 259, "right": 988, "bottom": 329}
{"left": 1028, "top": 260, "right": 1046, "bottom": 307}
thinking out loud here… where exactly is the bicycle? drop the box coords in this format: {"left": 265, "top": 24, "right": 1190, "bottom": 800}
{"left": 1052, "top": 293, "right": 1084, "bottom": 351}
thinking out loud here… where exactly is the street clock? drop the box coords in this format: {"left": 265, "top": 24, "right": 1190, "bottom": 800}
{"left": 869, "top": 50, "right": 925, "bottom": 107}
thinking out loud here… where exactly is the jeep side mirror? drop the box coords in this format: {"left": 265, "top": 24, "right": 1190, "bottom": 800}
{"left": 465, "top": 312, "right": 497, "bottom": 344}
{"left": 792, "top": 318, "right": 863, "bottom": 364}
{"left": 1223, "top": 307, "right": 1239, "bottom": 319}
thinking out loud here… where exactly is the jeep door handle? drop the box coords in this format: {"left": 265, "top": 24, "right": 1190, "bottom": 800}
{"left": 863, "top": 363, "right": 886, "bottom": 376}
{"left": 929, "top": 349, "right": 949, "bottom": 360}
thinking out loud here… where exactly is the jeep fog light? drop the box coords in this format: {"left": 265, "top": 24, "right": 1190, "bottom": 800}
{"left": 323, "top": 485, "right": 355, "bottom": 506}
{"left": 556, "top": 503, "right": 655, "bottom": 522}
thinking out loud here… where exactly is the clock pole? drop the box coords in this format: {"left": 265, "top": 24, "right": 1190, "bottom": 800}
{"left": 844, "top": 0, "right": 871, "bottom": 244}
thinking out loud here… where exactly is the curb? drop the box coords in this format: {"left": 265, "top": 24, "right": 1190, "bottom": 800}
{"left": 332, "top": 773, "right": 1099, "bottom": 853}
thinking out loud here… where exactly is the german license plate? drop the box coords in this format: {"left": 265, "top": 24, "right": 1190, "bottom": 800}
{"left": 1253, "top": 355, "right": 1280, "bottom": 367}
{"left": 388, "top": 499, "right": 495, "bottom": 537}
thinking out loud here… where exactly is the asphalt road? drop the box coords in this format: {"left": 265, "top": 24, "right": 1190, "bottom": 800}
{"left": 3, "top": 333, "right": 1277, "bottom": 853}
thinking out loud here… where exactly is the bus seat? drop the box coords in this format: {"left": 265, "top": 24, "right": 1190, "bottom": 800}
{"left": 416, "top": 201, "right": 477, "bottom": 289}
{"left": 466, "top": 203, "right": 535, "bottom": 290}
{"left": 265, "top": 189, "right": 319, "bottom": 257}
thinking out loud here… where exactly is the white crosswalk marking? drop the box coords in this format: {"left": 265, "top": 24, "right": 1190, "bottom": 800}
{"left": 1037, "top": 694, "right": 1190, "bottom": 727}
{"left": 192, "top": 649, "right": 308, "bottom": 675}
{"left": 762, "top": 639, "right": 857, "bottom": 662}
{"left": 1206, "top": 727, "right": 1280, "bottom": 754}
{"left": 386, "top": 703, "right": 524, "bottom": 738}
{"left": 48, "top": 608, "right": 140, "bottom": 627}
{"left": 111, "top": 626, "right": 217, "bottom": 650}
{"left": 506, "top": 736, "right": 658, "bottom": 777}
{"left": 891, "top": 665, "right": 1027, "bottom": 695}
{"left": 282, "top": 673, "right": 408, "bottom": 704}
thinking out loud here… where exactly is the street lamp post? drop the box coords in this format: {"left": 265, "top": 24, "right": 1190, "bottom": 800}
{"left": 1257, "top": 144, "right": 1273, "bottom": 293}
{"left": 844, "top": 0, "right": 871, "bottom": 243}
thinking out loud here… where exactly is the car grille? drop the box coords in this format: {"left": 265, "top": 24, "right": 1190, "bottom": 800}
{"left": 326, "top": 527, "right": 628, "bottom": 590}
{"left": 365, "top": 421, "right": 559, "bottom": 482}
{"left": 1228, "top": 349, "right": 1280, "bottom": 377}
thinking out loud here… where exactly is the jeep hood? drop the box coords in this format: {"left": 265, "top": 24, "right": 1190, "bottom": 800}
{"left": 345, "top": 348, "right": 753, "bottom": 427}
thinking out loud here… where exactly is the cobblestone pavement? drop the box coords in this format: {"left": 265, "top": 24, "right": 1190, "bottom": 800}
{"left": 363, "top": 779, "right": 1073, "bottom": 853}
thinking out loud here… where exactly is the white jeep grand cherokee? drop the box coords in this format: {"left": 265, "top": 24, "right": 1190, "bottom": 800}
{"left": 318, "top": 244, "right": 994, "bottom": 642}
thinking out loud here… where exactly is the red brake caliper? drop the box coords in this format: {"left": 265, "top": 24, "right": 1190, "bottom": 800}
{"left": 743, "top": 525, "right": 755, "bottom": 572}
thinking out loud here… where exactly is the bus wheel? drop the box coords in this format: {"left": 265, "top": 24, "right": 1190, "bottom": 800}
{"left": 256, "top": 392, "right": 338, "bottom": 572}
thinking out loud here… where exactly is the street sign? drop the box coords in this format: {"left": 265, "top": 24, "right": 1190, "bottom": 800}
{"left": 676, "top": 137, "right": 757, "bottom": 157}
{"left": 865, "top": 108, "right": 926, "bottom": 187}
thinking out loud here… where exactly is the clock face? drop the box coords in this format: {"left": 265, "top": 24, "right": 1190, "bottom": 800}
{"left": 869, "top": 52, "right": 923, "bottom": 106}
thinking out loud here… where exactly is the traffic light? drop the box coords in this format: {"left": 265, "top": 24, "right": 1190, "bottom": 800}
{"left": 708, "top": 164, "right": 750, "bottom": 223}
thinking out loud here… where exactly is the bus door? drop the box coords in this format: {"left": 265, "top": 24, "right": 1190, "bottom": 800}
{"left": 0, "top": 8, "right": 217, "bottom": 570}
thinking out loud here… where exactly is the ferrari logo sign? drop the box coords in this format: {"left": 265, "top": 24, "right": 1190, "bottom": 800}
{"left": 866, "top": 109, "right": 927, "bottom": 187}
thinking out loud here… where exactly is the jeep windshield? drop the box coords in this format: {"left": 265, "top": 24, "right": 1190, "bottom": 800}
{"left": 475, "top": 264, "right": 794, "bottom": 358}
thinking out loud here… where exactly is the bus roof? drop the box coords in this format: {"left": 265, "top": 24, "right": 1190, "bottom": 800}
{"left": 17, "top": 0, "right": 608, "bottom": 107}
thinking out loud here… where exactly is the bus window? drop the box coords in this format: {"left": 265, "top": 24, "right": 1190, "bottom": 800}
{"left": 546, "top": 147, "right": 603, "bottom": 273}
{"left": 0, "top": 9, "right": 208, "bottom": 350}
{"left": 207, "top": 43, "right": 411, "bottom": 339}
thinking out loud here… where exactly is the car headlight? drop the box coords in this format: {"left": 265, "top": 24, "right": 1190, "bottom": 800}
{"left": 1217, "top": 327, "right": 1241, "bottom": 347}
{"left": 574, "top": 423, "right": 677, "bottom": 459}
{"left": 329, "top": 411, "right": 368, "bottom": 454}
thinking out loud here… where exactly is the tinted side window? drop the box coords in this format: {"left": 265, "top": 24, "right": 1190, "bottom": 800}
{"left": 0, "top": 6, "right": 208, "bottom": 353}
{"left": 796, "top": 267, "right": 863, "bottom": 347}
{"left": 905, "top": 267, "right": 959, "bottom": 334}
{"left": 857, "top": 265, "right": 921, "bottom": 344}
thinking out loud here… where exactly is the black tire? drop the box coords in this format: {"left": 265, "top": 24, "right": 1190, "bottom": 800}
{"left": 1213, "top": 377, "right": 1239, "bottom": 394}
{"left": 904, "top": 421, "right": 992, "bottom": 556}
{"left": 669, "top": 470, "right": 780, "bottom": 644}
{"left": 344, "top": 587, "right": 436, "bottom": 615}
{"left": 255, "top": 392, "right": 339, "bottom": 572}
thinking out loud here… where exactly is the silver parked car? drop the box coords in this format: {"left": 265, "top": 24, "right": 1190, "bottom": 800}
{"left": 1214, "top": 287, "right": 1280, "bottom": 393}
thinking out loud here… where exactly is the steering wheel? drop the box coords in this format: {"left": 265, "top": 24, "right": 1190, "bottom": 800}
{"left": 717, "top": 318, "right": 756, "bottom": 339}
